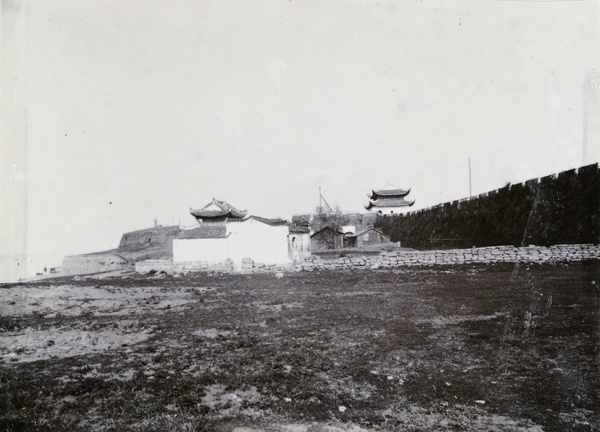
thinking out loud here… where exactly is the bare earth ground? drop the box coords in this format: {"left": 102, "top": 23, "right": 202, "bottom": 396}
{"left": 0, "top": 262, "right": 598, "bottom": 432}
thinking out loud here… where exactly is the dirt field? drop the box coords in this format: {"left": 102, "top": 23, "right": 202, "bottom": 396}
{"left": 1, "top": 262, "right": 598, "bottom": 431}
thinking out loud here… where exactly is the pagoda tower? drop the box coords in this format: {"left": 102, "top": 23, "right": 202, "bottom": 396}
{"left": 189, "top": 199, "right": 248, "bottom": 225}
{"left": 364, "top": 184, "right": 415, "bottom": 215}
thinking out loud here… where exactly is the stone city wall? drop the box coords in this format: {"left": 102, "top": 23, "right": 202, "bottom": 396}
{"left": 118, "top": 226, "right": 181, "bottom": 250}
{"left": 376, "top": 163, "right": 600, "bottom": 248}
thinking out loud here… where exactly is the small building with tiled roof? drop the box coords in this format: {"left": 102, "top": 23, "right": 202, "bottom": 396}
{"left": 310, "top": 227, "right": 344, "bottom": 251}
{"left": 365, "top": 184, "right": 415, "bottom": 215}
{"left": 343, "top": 228, "right": 391, "bottom": 248}
{"left": 173, "top": 199, "right": 310, "bottom": 269}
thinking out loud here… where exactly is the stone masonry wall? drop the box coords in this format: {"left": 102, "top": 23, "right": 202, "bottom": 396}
{"left": 135, "top": 244, "right": 599, "bottom": 275}
{"left": 136, "top": 259, "right": 236, "bottom": 274}
{"left": 135, "top": 257, "right": 292, "bottom": 275}
{"left": 296, "top": 244, "right": 600, "bottom": 271}
{"left": 376, "top": 163, "right": 600, "bottom": 248}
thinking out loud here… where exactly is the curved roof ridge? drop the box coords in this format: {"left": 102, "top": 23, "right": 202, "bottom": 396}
{"left": 370, "top": 185, "right": 411, "bottom": 197}
{"left": 365, "top": 197, "right": 415, "bottom": 210}
{"left": 190, "top": 198, "right": 248, "bottom": 219}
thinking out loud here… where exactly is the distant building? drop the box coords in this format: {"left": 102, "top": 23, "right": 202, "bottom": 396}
{"left": 310, "top": 227, "right": 344, "bottom": 251}
{"left": 173, "top": 199, "right": 310, "bottom": 269}
{"left": 341, "top": 225, "right": 356, "bottom": 235}
{"left": 364, "top": 184, "right": 415, "bottom": 215}
{"left": 343, "top": 228, "right": 391, "bottom": 248}
{"left": 289, "top": 224, "right": 311, "bottom": 261}
{"left": 310, "top": 226, "right": 392, "bottom": 250}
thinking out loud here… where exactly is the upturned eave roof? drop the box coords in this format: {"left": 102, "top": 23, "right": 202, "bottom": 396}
{"left": 364, "top": 197, "right": 415, "bottom": 210}
{"left": 370, "top": 188, "right": 411, "bottom": 198}
{"left": 189, "top": 199, "right": 248, "bottom": 219}
{"left": 368, "top": 184, "right": 411, "bottom": 199}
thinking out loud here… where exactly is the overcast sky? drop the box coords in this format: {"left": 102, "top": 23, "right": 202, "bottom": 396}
{"left": 3, "top": 0, "right": 600, "bottom": 277}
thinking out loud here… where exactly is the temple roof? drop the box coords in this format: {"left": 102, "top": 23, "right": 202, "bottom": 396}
{"left": 368, "top": 184, "right": 411, "bottom": 199}
{"left": 176, "top": 226, "right": 228, "bottom": 239}
{"left": 364, "top": 197, "right": 415, "bottom": 210}
{"left": 190, "top": 199, "right": 247, "bottom": 219}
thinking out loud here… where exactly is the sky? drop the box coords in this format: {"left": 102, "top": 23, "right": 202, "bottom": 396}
{"left": 2, "top": 0, "right": 600, "bottom": 280}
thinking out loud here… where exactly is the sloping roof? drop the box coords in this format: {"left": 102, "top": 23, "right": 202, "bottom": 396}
{"left": 289, "top": 224, "right": 310, "bottom": 234}
{"left": 372, "top": 188, "right": 410, "bottom": 197}
{"left": 345, "top": 228, "right": 391, "bottom": 239}
{"left": 365, "top": 197, "right": 415, "bottom": 210}
{"left": 176, "top": 226, "right": 228, "bottom": 239}
{"left": 225, "top": 215, "right": 289, "bottom": 226}
{"left": 249, "top": 216, "right": 288, "bottom": 226}
{"left": 190, "top": 199, "right": 247, "bottom": 219}
{"left": 369, "top": 184, "right": 411, "bottom": 199}
{"left": 310, "top": 226, "right": 344, "bottom": 238}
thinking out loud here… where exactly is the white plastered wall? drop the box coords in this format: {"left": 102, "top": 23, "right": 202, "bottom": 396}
{"left": 172, "top": 237, "right": 229, "bottom": 263}
{"left": 226, "top": 219, "right": 290, "bottom": 268}
{"left": 288, "top": 233, "right": 311, "bottom": 261}
{"left": 172, "top": 219, "right": 292, "bottom": 269}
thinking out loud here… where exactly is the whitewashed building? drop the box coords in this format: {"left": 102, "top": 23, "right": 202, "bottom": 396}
{"left": 173, "top": 199, "right": 310, "bottom": 270}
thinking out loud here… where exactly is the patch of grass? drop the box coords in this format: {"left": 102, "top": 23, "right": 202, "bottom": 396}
{"left": 1, "top": 262, "right": 599, "bottom": 431}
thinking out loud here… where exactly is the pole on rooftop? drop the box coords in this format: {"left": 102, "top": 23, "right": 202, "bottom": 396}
{"left": 469, "top": 157, "right": 472, "bottom": 199}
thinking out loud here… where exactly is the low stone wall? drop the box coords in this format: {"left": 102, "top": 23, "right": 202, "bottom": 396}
{"left": 135, "top": 258, "right": 292, "bottom": 275}
{"left": 296, "top": 244, "right": 600, "bottom": 271}
{"left": 135, "top": 259, "right": 235, "bottom": 274}
{"left": 134, "top": 244, "right": 600, "bottom": 275}
{"left": 135, "top": 259, "right": 175, "bottom": 274}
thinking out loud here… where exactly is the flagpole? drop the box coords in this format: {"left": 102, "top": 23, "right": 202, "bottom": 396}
{"left": 469, "top": 157, "right": 472, "bottom": 198}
